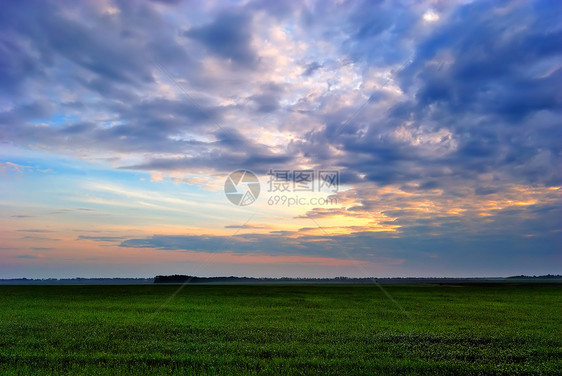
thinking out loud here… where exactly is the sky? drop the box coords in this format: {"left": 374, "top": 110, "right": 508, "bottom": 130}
{"left": 0, "top": 0, "right": 560, "bottom": 278}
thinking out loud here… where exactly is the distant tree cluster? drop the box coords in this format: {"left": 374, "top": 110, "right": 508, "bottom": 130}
{"left": 152, "top": 275, "right": 384, "bottom": 283}
{"left": 151, "top": 275, "right": 561, "bottom": 284}
{"left": 506, "top": 274, "right": 562, "bottom": 279}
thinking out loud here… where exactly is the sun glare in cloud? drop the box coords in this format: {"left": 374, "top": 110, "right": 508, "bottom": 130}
{"left": 423, "top": 10, "right": 440, "bottom": 22}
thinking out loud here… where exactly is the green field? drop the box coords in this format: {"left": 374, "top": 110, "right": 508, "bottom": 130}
{"left": 0, "top": 283, "right": 560, "bottom": 375}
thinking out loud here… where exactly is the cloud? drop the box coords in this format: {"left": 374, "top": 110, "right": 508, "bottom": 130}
{"left": 21, "top": 236, "right": 60, "bottom": 242}
{"left": 16, "top": 254, "right": 44, "bottom": 259}
{"left": 16, "top": 229, "right": 54, "bottom": 233}
{"left": 121, "top": 127, "right": 293, "bottom": 173}
{"left": 224, "top": 224, "right": 272, "bottom": 229}
{"left": 184, "top": 12, "right": 258, "bottom": 68}
{"left": 292, "top": 0, "right": 562, "bottom": 194}
{"left": 77, "top": 235, "right": 127, "bottom": 242}
{"left": 116, "top": 212, "right": 560, "bottom": 272}
{"left": 1, "top": 0, "right": 560, "bottom": 275}
{"left": 0, "top": 162, "right": 33, "bottom": 174}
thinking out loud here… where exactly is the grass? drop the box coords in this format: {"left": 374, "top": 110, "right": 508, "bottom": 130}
{"left": 0, "top": 283, "right": 560, "bottom": 375}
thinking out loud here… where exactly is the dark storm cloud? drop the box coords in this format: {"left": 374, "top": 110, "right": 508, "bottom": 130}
{"left": 0, "top": 0, "right": 559, "bottom": 186}
{"left": 0, "top": 36, "right": 42, "bottom": 96}
{"left": 0, "top": 0, "right": 215, "bottom": 153}
{"left": 302, "top": 62, "right": 322, "bottom": 77}
{"left": 291, "top": 0, "right": 562, "bottom": 192}
{"left": 117, "top": 203, "right": 561, "bottom": 270}
{"left": 121, "top": 127, "right": 293, "bottom": 173}
{"left": 0, "top": 1, "right": 156, "bottom": 97}
{"left": 118, "top": 232, "right": 385, "bottom": 257}
{"left": 0, "top": 0, "right": 300, "bottom": 171}
{"left": 247, "top": 83, "right": 285, "bottom": 113}
{"left": 407, "top": 3, "right": 562, "bottom": 122}
{"left": 342, "top": 0, "right": 415, "bottom": 65}
{"left": 184, "top": 12, "right": 257, "bottom": 68}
